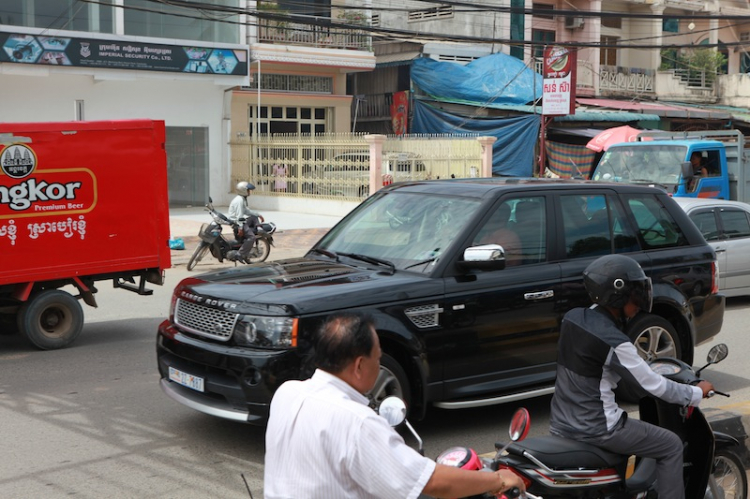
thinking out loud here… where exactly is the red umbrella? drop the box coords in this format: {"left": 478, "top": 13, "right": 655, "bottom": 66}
{"left": 586, "top": 125, "right": 642, "bottom": 153}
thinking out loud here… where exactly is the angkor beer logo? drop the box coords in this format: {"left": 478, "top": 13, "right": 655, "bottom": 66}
{"left": 1, "top": 144, "right": 36, "bottom": 179}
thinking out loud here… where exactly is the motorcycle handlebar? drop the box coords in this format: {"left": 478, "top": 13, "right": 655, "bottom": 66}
{"left": 500, "top": 488, "right": 542, "bottom": 499}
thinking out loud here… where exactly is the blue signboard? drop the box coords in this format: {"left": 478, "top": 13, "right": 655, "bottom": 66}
{"left": 0, "top": 30, "right": 248, "bottom": 76}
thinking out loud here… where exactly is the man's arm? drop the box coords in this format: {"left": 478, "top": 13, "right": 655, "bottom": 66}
{"left": 422, "top": 464, "right": 524, "bottom": 498}
{"left": 612, "top": 342, "right": 710, "bottom": 406}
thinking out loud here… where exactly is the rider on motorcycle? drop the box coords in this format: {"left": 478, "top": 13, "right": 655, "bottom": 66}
{"left": 549, "top": 254, "right": 714, "bottom": 499}
{"left": 227, "top": 181, "right": 264, "bottom": 263}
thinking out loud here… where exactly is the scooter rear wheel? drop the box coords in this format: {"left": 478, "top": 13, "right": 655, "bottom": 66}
{"left": 712, "top": 448, "right": 747, "bottom": 499}
{"left": 246, "top": 239, "right": 271, "bottom": 264}
{"left": 187, "top": 242, "right": 210, "bottom": 271}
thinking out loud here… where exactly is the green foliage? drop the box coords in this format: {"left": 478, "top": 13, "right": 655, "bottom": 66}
{"left": 659, "top": 47, "right": 727, "bottom": 84}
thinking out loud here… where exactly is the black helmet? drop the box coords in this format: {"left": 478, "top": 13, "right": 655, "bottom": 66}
{"left": 583, "top": 254, "right": 652, "bottom": 313}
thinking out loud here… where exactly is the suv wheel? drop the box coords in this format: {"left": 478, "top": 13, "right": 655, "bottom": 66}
{"left": 368, "top": 354, "right": 411, "bottom": 413}
{"left": 625, "top": 313, "right": 682, "bottom": 362}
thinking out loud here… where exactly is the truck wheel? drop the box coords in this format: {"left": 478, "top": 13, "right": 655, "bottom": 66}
{"left": 625, "top": 313, "right": 683, "bottom": 362}
{"left": 367, "top": 354, "right": 411, "bottom": 414}
{"left": 246, "top": 239, "right": 271, "bottom": 264}
{"left": 187, "top": 242, "right": 209, "bottom": 271}
{"left": 18, "top": 290, "right": 83, "bottom": 350}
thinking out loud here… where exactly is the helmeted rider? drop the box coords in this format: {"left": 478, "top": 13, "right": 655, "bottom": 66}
{"left": 549, "top": 254, "right": 714, "bottom": 499}
{"left": 227, "top": 181, "right": 264, "bottom": 263}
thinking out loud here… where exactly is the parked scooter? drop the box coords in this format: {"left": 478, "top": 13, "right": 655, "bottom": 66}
{"left": 379, "top": 343, "right": 747, "bottom": 499}
{"left": 187, "top": 198, "right": 276, "bottom": 271}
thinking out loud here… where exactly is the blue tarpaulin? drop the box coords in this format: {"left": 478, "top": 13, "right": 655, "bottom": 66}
{"left": 412, "top": 100, "right": 540, "bottom": 177}
{"left": 411, "top": 54, "right": 542, "bottom": 106}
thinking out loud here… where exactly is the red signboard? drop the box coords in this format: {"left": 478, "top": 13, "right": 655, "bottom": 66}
{"left": 390, "top": 91, "right": 409, "bottom": 135}
{"left": 542, "top": 46, "right": 577, "bottom": 116}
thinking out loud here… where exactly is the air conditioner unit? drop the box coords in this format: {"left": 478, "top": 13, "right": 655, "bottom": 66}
{"left": 565, "top": 16, "right": 584, "bottom": 29}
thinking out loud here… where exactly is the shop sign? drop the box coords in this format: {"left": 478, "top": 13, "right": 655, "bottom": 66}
{"left": 0, "top": 30, "right": 248, "bottom": 76}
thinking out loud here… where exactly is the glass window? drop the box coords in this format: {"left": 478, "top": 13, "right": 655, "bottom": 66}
{"left": 473, "top": 200, "right": 524, "bottom": 266}
{"left": 510, "top": 197, "right": 547, "bottom": 264}
{"left": 720, "top": 209, "right": 750, "bottom": 239}
{"left": 532, "top": 30, "right": 555, "bottom": 59}
{"left": 317, "top": 192, "right": 481, "bottom": 272}
{"left": 663, "top": 18, "right": 679, "bottom": 33}
{"left": 627, "top": 195, "right": 688, "bottom": 249}
{"left": 124, "top": 0, "right": 239, "bottom": 43}
{"left": 559, "top": 194, "right": 638, "bottom": 259}
{"left": 600, "top": 36, "right": 618, "bottom": 66}
{"left": 532, "top": 3, "right": 554, "bottom": 19}
{"left": 689, "top": 210, "right": 720, "bottom": 241}
{"left": 8, "top": 0, "right": 114, "bottom": 32}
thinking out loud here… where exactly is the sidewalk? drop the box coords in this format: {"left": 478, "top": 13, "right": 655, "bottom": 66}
{"left": 168, "top": 206, "right": 344, "bottom": 266}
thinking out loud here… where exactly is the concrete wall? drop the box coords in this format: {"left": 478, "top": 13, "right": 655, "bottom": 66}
{"left": 0, "top": 69, "right": 235, "bottom": 205}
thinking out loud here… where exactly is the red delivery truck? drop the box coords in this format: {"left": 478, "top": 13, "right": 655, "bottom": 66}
{"left": 0, "top": 120, "right": 171, "bottom": 349}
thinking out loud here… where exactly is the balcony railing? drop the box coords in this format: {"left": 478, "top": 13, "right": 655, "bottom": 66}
{"left": 671, "top": 68, "right": 716, "bottom": 89}
{"left": 257, "top": 17, "right": 371, "bottom": 50}
{"left": 600, "top": 65, "right": 655, "bottom": 94}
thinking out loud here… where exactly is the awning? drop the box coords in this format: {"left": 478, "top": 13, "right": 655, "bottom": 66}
{"left": 553, "top": 111, "right": 660, "bottom": 122}
{"left": 577, "top": 97, "right": 732, "bottom": 119}
{"left": 376, "top": 51, "right": 421, "bottom": 68}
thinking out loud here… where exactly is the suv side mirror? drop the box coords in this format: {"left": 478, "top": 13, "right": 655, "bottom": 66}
{"left": 458, "top": 244, "right": 507, "bottom": 270}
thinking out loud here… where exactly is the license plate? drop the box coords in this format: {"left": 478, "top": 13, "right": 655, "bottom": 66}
{"left": 169, "top": 367, "right": 205, "bottom": 393}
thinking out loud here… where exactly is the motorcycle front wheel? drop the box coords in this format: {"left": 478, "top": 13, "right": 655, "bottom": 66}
{"left": 187, "top": 242, "right": 210, "bottom": 271}
{"left": 246, "top": 239, "right": 271, "bottom": 264}
{"left": 711, "top": 448, "right": 748, "bottom": 499}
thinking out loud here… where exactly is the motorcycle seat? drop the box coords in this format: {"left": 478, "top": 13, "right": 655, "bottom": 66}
{"left": 507, "top": 435, "right": 627, "bottom": 469}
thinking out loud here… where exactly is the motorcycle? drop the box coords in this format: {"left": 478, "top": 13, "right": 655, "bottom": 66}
{"left": 187, "top": 198, "right": 276, "bottom": 271}
{"left": 379, "top": 343, "right": 747, "bottom": 499}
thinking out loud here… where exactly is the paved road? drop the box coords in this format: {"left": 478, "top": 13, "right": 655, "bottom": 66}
{"left": 2, "top": 261, "right": 750, "bottom": 498}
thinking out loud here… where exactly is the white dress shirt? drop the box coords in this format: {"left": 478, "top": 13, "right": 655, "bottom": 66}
{"left": 228, "top": 195, "right": 260, "bottom": 222}
{"left": 264, "top": 369, "right": 436, "bottom": 499}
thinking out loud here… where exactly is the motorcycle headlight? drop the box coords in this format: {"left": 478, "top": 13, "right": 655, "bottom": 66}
{"left": 233, "top": 316, "right": 298, "bottom": 348}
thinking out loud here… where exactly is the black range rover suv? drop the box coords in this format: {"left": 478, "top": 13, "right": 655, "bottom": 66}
{"left": 157, "top": 179, "right": 725, "bottom": 424}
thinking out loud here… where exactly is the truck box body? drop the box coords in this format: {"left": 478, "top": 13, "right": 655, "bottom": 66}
{"left": 0, "top": 120, "right": 171, "bottom": 285}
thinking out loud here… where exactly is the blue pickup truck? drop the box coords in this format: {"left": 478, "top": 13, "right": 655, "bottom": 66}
{"left": 591, "top": 130, "right": 749, "bottom": 202}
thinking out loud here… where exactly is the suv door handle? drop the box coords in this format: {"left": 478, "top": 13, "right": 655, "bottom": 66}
{"left": 524, "top": 290, "right": 554, "bottom": 300}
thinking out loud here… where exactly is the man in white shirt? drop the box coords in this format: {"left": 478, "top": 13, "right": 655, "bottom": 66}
{"left": 227, "top": 181, "right": 263, "bottom": 262}
{"left": 264, "top": 313, "right": 524, "bottom": 499}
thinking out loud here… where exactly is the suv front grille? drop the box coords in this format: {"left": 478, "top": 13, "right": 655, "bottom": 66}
{"left": 405, "top": 304, "right": 443, "bottom": 328}
{"left": 174, "top": 299, "right": 238, "bottom": 342}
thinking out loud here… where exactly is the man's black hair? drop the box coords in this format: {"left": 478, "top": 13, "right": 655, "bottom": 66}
{"left": 314, "top": 313, "right": 375, "bottom": 373}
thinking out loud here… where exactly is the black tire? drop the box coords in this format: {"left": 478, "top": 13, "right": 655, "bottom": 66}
{"left": 713, "top": 448, "right": 748, "bottom": 499}
{"left": 246, "top": 239, "right": 271, "bottom": 264}
{"left": 625, "top": 312, "right": 683, "bottom": 362}
{"left": 187, "top": 242, "right": 210, "bottom": 271}
{"left": 367, "top": 353, "right": 411, "bottom": 414}
{"left": 17, "top": 290, "right": 83, "bottom": 350}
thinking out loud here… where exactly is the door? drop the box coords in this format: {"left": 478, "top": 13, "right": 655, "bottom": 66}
{"left": 440, "top": 195, "right": 562, "bottom": 400}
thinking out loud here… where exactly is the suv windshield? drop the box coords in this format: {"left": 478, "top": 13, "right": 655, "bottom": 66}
{"left": 315, "top": 191, "right": 480, "bottom": 272}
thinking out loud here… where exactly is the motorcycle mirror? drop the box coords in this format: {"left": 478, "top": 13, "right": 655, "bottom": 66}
{"left": 707, "top": 343, "right": 728, "bottom": 364}
{"left": 696, "top": 343, "right": 729, "bottom": 377}
{"left": 494, "top": 408, "right": 531, "bottom": 460}
{"left": 509, "top": 407, "right": 531, "bottom": 442}
{"left": 378, "top": 396, "right": 406, "bottom": 427}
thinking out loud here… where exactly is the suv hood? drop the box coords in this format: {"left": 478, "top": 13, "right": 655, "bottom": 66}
{"left": 178, "top": 257, "right": 442, "bottom": 315}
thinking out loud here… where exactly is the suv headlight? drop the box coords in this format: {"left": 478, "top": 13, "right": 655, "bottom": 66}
{"left": 233, "top": 316, "right": 298, "bottom": 348}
